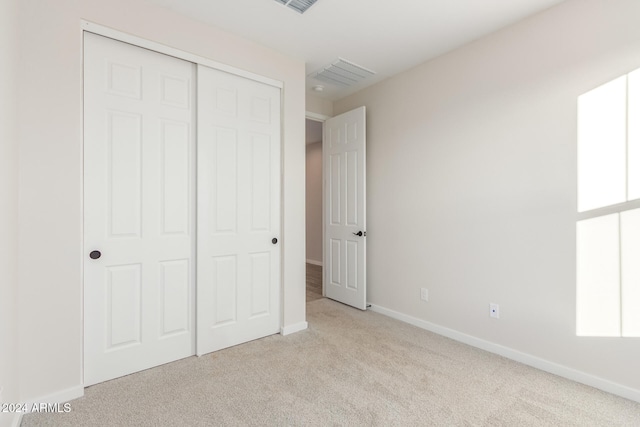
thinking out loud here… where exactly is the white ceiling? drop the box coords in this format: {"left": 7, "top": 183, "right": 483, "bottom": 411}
{"left": 148, "top": 0, "right": 567, "bottom": 101}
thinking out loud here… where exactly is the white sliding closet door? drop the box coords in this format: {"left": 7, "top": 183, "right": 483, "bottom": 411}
{"left": 197, "top": 65, "right": 282, "bottom": 355}
{"left": 84, "top": 33, "right": 196, "bottom": 386}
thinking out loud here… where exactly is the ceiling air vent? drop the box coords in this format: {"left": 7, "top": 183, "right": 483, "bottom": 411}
{"left": 309, "top": 58, "right": 376, "bottom": 87}
{"left": 274, "top": 0, "right": 318, "bottom": 14}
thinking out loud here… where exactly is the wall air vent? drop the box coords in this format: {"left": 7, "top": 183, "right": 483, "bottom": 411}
{"left": 274, "top": 0, "right": 318, "bottom": 14}
{"left": 308, "top": 58, "right": 376, "bottom": 87}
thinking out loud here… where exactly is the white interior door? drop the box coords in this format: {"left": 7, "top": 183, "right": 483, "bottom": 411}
{"left": 197, "top": 65, "right": 281, "bottom": 355}
{"left": 84, "top": 33, "right": 196, "bottom": 386}
{"left": 323, "top": 107, "right": 367, "bottom": 310}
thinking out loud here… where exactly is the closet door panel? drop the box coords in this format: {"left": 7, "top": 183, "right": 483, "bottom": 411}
{"left": 84, "top": 33, "right": 196, "bottom": 386}
{"left": 197, "top": 66, "right": 281, "bottom": 355}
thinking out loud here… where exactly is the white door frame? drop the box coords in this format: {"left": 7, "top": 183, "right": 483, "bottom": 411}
{"left": 80, "top": 21, "right": 283, "bottom": 89}
{"left": 305, "top": 111, "right": 330, "bottom": 297}
{"left": 81, "top": 21, "right": 285, "bottom": 385}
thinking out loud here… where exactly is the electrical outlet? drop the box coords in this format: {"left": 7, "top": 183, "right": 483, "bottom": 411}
{"left": 420, "top": 288, "right": 428, "bottom": 302}
{"left": 490, "top": 303, "right": 500, "bottom": 319}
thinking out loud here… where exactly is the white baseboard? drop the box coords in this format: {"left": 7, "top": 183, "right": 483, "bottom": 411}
{"left": 11, "top": 413, "right": 22, "bottom": 427}
{"left": 281, "top": 321, "right": 308, "bottom": 336}
{"left": 3, "top": 384, "right": 83, "bottom": 425}
{"left": 368, "top": 303, "right": 640, "bottom": 404}
{"left": 26, "top": 384, "right": 84, "bottom": 406}
{"left": 24, "top": 384, "right": 84, "bottom": 410}
{"left": 305, "top": 259, "right": 322, "bottom": 267}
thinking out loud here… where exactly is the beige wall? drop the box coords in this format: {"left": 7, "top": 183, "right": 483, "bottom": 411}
{"left": 0, "top": 0, "right": 19, "bottom": 424}
{"left": 15, "top": 0, "right": 306, "bottom": 404}
{"left": 335, "top": 0, "right": 640, "bottom": 393}
{"left": 306, "top": 93, "right": 333, "bottom": 117}
{"left": 306, "top": 142, "right": 323, "bottom": 264}
{"left": 304, "top": 93, "right": 331, "bottom": 266}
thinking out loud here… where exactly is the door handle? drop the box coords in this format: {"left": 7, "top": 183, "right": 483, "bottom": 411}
{"left": 272, "top": 238, "right": 278, "bottom": 244}
{"left": 89, "top": 250, "right": 101, "bottom": 259}
{"left": 352, "top": 231, "right": 364, "bottom": 237}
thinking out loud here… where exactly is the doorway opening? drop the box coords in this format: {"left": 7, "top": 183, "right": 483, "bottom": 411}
{"left": 305, "top": 117, "right": 324, "bottom": 302}
{"left": 83, "top": 29, "right": 283, "bottom": 386}
{"left": 304, "top": 107, "right": 367, "bottom": 310}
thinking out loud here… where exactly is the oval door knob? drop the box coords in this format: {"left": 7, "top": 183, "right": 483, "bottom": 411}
{"left": 89, "top": 250, "right": 101, "bottom": 260}
{"left": 272, "top": 238, "right": 278, "bottom": 244}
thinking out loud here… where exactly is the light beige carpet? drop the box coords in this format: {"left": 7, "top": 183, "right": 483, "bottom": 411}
{"left": 22, "top": 298, "right": 640, "bottom": 426}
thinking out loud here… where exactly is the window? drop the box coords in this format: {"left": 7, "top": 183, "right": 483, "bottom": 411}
{"left": 577, "top": 68, "right": 640, "bottom": 337}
